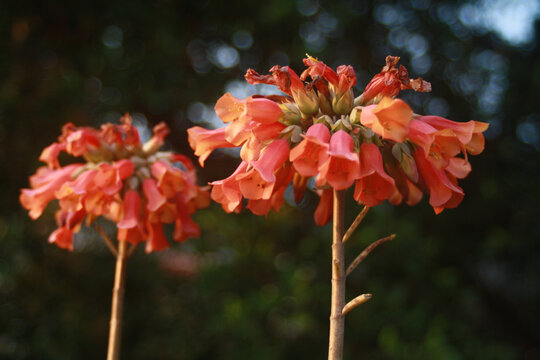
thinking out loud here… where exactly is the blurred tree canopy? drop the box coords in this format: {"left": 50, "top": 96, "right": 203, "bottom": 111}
{"left": 1, "top": 0, "right": 539, "bottom": 359}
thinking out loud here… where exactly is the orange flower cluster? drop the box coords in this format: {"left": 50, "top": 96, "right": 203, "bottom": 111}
{"left": 188, "top": 56, "right": 489, "bottom": 225}
{"left": 21, "top": 115, "right": 209, "bottom": 251}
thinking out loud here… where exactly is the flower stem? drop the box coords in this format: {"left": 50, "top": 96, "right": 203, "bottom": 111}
{"left": 329, "top": 189, "right": 346, "bottom": 360}
{"left": 107, "top": 240, "right": 128, "bottom": 360}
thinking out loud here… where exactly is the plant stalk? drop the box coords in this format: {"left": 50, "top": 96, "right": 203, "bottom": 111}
{"left": 328, "top": 189, "right": 346, "bottom": 360}
{"left": 107, "top": 240, "right": 128, "bottom": 360}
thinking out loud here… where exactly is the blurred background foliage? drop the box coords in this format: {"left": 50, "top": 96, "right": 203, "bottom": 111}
{"left": 1, "top": 0, "right": 539, "bottom": 359}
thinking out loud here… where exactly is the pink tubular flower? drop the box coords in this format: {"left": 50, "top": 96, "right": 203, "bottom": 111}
{"left": 415, "top": 149, "right": 464, "bottom": 214}
{"left": 21, "top": 114, "right": 209, "bottom": 252}
{"left": 188, "top": 55, "right": 489, "bottom": 223}
{"left": 318, "top": 131, "right": 359, "bottom": 190}
{"left": 143, "top": 178, "right": 167, "bottom": 212}
{"left": 353, "top": 143, "right": 395, "bottom": 206}
{"left": 20, "top": 164, "right": 83, "bottom": 219}
{"left": 314, "top": 188, "right": 333, "bottom": 226}
{"left": 117, "top": 191, "right": 141, "bottom": 229}
{"left": 361, "top": 97, "right": 413, "bottom": 143}
{"left": 187, "top": 126, "right": 235, "bottom": 167}
{"left": 290, "top": 123, "right": 330, "bottom": 177}
{"left": 410, "top": 116, "right": 489, "bottom": 169}
{"left": 237, "top": 139, "right": 290, "bottom": 200}
{"left": 244, "top": 97, "right": 283, "bottom": 124}
{"left": 210, "top": 161, "right": 248, "bottom": 213}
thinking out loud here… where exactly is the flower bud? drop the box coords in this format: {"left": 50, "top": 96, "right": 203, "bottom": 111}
{"left": 318, "top": 91, "right": 334, "bottom": 116}
{"left": 331, "top": 118, "right": 352, "bottom": 132}
{"left": 313, "top": 114, "right": 334, "bottom": 127}
{"left": 392, "top": 143, "right": 418, "bottom": 183}
{"left": 278, "top": 103, "right": 302, "bottom": 125}
{"left": 349, "top": 107, "right": 362, "bottom": 125}
{"left": 280, "top": 125, "right": 303, "bottom": 143}
{"left": 332, "top": 89, "right": 354, "bottom": 115}
{"left": 292, "top": 88, "right": 319, "bottom": 116}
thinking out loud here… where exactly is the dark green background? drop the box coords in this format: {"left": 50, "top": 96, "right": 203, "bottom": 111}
{"left": 1, "top": 0, "right": 539, "bottom": 359}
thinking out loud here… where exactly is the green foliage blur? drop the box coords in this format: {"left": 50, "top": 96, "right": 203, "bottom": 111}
{"left": 1, "top": 0, "right": 539, "bottom": 359}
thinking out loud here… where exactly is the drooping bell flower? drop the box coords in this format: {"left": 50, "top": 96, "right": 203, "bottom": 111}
{"left": 48, "top": 209, "right": 86, "bottom": 250}
{"left": 21, "top": 114, "right": 209, "bottom": 252}
{"left": 353, "top": 143, "right": 395, "bottom": 207}
{"left": 20, "top": 164, "right": 83, "bottom": 219}
{"left": 173, "top": 194, "right": 201, "bottom": 242}
{"left": 246, "top": 184, "right": 288, "bottom": 216}
{"left": 317, "top": 130, "right": 359, "bottom": 190}
{"left": 210, "top": 161, "right": 249, "bottom": 213}
{"left": 290, "top": 123, "right": 330, "bottom": 177}
{"left": 187, "top": 126, "right": 236, "bottom": 167}
{"left": 146, "top": 220, "right": 170, "bottom": 253}
{"left": 415, "top": 149, "right": 464, "bottom": 213}
{"left": 408, "top": 119, "right": 460, "bottom": 169}
{"left": 314, "top": 188, "right": 333, "bottom": 226}
{"left": 237, "top": 139, "right": 290, "bottom": 200}
{"left": 213, "top": 93, "right": 285, "bottom": 146}
{"left": 361, "top": 97, "right": 413, "bottom": 143}
{"left": 467, "top": 121, "right": 489, "bottom": 155}
{"left": 117, "top": 190, "right": 141, "bottom": 230}
{"left": 143, "top": 178, "right": 167, "bottom": 212}
{"left": 244, "top": 97, "right": 284, "bottom": 124}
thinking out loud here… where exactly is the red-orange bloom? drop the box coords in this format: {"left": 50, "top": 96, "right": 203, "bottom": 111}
{"left": 187, "top": 126, "right": 235, "bottom": 167}
{"left": 21, "top": 115, "right": 209, "bottom": 252}
{"left": 117, "top": 190, "right": 141, "bottom": 229}
{"left": 20, "top": 164, "right": 82, "bottom": 219}
{"left": 353, "top": 143, "right": 395, "bottom": 206}
{"left": 415, "top": 149, "right": 464, "bottom": 214}
{"left": 361, "top": 97, "right": 413, "bottom": 143}
{"left": 237, "top": 139, "right": 290, "bottom": 200}
{"left": 318, "top": 130, "right": 359, "bottom": 190}
{"left": 290, "top": 123, "right": 330, "bottom": 177}
{"left": 314, "top": 188, "right": 333, "bottom": 226}
{"left": 210, "top": 161, "right": 248, "bottom": 213}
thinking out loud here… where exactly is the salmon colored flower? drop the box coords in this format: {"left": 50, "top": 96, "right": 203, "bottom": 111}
{"left": 410, "top": 116, "right": 489, "bottom": 169}
{"left": 314, "top": 189, "right": 333, "bottom": 226}
{"left": 246, "top": 185, "right": 288, "bottom": 216}
{"left": 415, "top": 149, "right": 464, "bottom": 214}
{"left": 361, "top": 97, "right": 413, "bottom": 143}
{"left": 117, "top": 190, "right": 141, "bottom": 229}
{"left": 20, "top": 164, "right": 83, "bottom": 219}
{"left": 21, "top": 114, "right": 209, "bottom": 252}
{"left": 318, "top": 131, "right": 359, "bottom": 190}
{"left": 210, "top": 161, "right": 248, "bottom": 213}
{"left": 237, "top": 139, "right": 290, "bottom": 200}
{"left": 353, "top": 143, "right": 395, "bottom": 206}
{"left": 187, "top": 126, "right": 237, "bottom": 167}
{"left": 143, "top": 178, "right": 167, "bottom": 212}
{"left": 290, "top": 123, "right": 330, "bottom": 177}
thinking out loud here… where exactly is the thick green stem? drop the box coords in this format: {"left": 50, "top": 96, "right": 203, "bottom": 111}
{"left": 328, "top": 189, "right": 346, "bottom": 360}
{"left": 107, "top": 240, "right": 128, "bottom": 360}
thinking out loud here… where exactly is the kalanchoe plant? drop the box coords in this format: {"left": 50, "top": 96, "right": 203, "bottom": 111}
{"left": 188, "top": 55, "right": 488, "bottom": 359}
{"left": 20, "top": 114, "right": 210, "bottom": 360}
